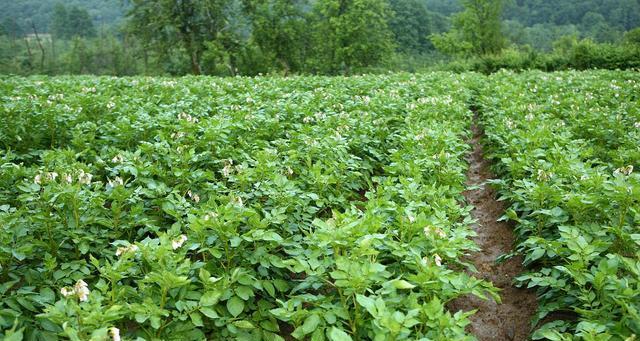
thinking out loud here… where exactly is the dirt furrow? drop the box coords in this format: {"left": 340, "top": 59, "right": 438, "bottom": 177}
{"left": 449, "top": 115, "right": 537, "bottom": 341}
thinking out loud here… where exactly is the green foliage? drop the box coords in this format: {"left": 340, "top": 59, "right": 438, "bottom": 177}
{"left": 0, "top": 73, "right": 498, "bottom": 339}
{"left": 250, "top": 0, "right": 309, "bottom": 73}
{"left": 430, "top": 30, "right": 473, "bottom": 57}
{"left": 0, "top": 35, "right": 142, "bottom": 76}
{"left": 569, "top": 39, "right": 640, "bottom": 70}
{"left": 479, "top": 70, "right": 640, "bottom": 339}
{"left": 0, "top": 18, "right": 25, "bottom": 39}
{"left": 624, "top": 27, "right": 640, "bottom": 45}
{"left": 455, "top": 0, "right": 506, "bottom": 55}
{"left": 0, "top": 0, "right": 124, "bottom": 34}
{"left": 504, "top": 0, "right": 640, "bottom": 32}
{"left": 433, "top": 34, "right": 640, "bottom": 74}
{"left": 51, "top": 4, "right": 96, "bottom": 39}
{"left": 431, "top": 0, "right": 506, "bottom": 57}
{"left": 387, "top": 0, "right": 446, "bottom": 54}
{"left": 312, "top": 0, "right": 395, "bottom": 74}
{"left": 127, "top": 0, "right": 228, "bottom": 75}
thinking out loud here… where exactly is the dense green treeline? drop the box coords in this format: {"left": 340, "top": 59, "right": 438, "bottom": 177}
{"left": 0, "top": 0, "right": 124, "bottom": 34}
{"left": 0, "top": 0, "right": 639, "bottom": 75}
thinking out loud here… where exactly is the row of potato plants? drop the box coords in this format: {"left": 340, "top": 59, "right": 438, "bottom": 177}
{"left": 479, "top": 70, "right": 640, "bottom": 340}
{"left": 0, "top": 73, "right": 497, "bottom": 340}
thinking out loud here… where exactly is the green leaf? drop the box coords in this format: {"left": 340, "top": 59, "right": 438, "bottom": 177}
{"left": 526, "top": 248, "right": 545, "bottom": 263}
{"left": 150, "top": 316, "right": 162, "bottom": 329}
{"left": 328, "top": 327, "right": 353, "bottom": 341}
{"left": 200, "top": 290, "right": 221, "bottom": 306}
{"left": 263, "top": 281, "right": 276, "bottom": 297}
{"left": 3, "top": 328, "right": 24, "bottom": 341}
{"left": 199, "top": 307, "right": 220, "bottom": 319}
{"left": 302, "top": 313, "right": 321, "bottom": 334}
{"left": 62, "top": 322, "right": 82, "bottom": 341}
{"left": 311, "top": 328, "right": 326, "bottom": 341}
{"left": 235, "top": 286, "right": 253, "bottom": 300}
{"left": 190, "top": 312, "right": 204, "bottom": 327}
{"left": 233, "top": 320, "right": 255, "bottom": 329}
{"left": 356, "top": 294, "right": 377, "bottom": 316}
{"left": 227, "top": 296, "right": 245, "bottom": 317}
{"left": 392, "top": 279, "right": 416, "bottom": 290}
{"left": 12, "top": 250, "right": 26, "bottom": 261}
{"left": 79, "top": 242, "right": 90, "bottom": 255}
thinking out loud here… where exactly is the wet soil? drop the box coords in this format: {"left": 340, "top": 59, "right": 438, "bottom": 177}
{"left": 449, "top": 116, "right": 537, "bottom": 341}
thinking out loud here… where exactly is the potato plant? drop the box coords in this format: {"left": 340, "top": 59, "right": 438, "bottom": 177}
{"left": 479, "top": 70, "right": 640, "bottom": 340}
{"left": 0, "top": 74, "right": 497, "bottom": 340}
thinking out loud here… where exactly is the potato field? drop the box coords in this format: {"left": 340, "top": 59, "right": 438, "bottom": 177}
{"left": 0, "top": 71, "right": 638, "bottom": 340}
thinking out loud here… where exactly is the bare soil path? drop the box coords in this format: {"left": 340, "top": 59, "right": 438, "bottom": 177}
{"left": 449, "top": 115, "right": 537, "bottom": 341}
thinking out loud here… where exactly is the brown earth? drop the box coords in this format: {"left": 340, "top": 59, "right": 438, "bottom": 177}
{"left": 448, "top": 117, "right": 538, "bottom": 341}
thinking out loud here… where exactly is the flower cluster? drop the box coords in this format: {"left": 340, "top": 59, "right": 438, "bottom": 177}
{"left": 203, "top": 212, "right": 219, "bottom": 221}
{"left": 111, "top": 154, "right": 125, "bottom": 163}
{"left": 34, "top": 171, "right": 76, "bottom": 185}
{"left": 171, "top": 235, "right": 188, "bottom": 250}
{"left": 537, "top": 169, "right": 553, "bottom": 181}
{"left": 109, "top": 327, "right": 120, "bottom": 341}
{"left": 78, "top": 170, "right": 93, "bottom": 185}
{"left": 107, "top": 177, "right": 124, "bottom": 189}
{"left": 60, "top": 280, "right": 90, "bottom": 302}
{"left": 34, "top": 172, "right": 57, "bottom": 184}
{"left": 178, "top": 112, "right": 198, "bottom": 123}
{"left": 614, "top": 165, "right": 633, "bottom": 176}
{"left": 187, "top": 190, "right": 200, "bottom": 203}
{"left": 115, "top": 244, "right": 139, "bottom": 257}
{"left": 424, "top": 226, "right": 446, "bottom": 238}
{"left": 421, "top": 254, "right": 443, "bottom": 267}
{"left": 222, "top": 160, "right": 234, "bottom": 177}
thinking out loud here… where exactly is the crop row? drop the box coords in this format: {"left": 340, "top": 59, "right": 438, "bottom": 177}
{"left": 0, "top": 74, "right": 497, "bottom": 340}
{"left": 479, "top": 70, "right": 640, "bottom": 340}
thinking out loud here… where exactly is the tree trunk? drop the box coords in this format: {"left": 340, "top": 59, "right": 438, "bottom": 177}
{"left": 190, "top": 49, "right": 202, "bottom": 75}
{"left": 184, "top": 34, "right": 203, "bottom": 75}
{"left": 51, "top": 35, "right": 56, "bottom": 72}
{"left": 24, "top": 38, "right": 33, "bottom": 64}
{"left": 30, "top": 22, "right": 46, "bottom": 72}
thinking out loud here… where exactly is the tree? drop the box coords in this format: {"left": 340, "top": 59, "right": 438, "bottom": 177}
{"left": 388, "top": 0, "right": 444, "bottom": 54}
{"left": 250, "top": 0, "right": 310, "bottom": 73}
{"left": 624, "top": 28, "right": 640, "bottom": 45}
{"left": 0, "top": 18, "right": 24, "bottom": 39}
{"left": 51, "top": 4, "right": 69, "bottom": 38}
{"left": 312, "top": 0, "right": 394, "bottom": 74}
{"left": 127, "top": 0, "right": 227, "bottom": 74}
{"left": 455, "top": 0, "right": 506, "bottom": 55}
{"left": 68, "top": 6, "right": 97, "bottom": 38}
{"left": 50, "top": 4, "right": 96, "bottom": 39}
{"left": 431, "top": 0, "right": 506, "bottom": 56}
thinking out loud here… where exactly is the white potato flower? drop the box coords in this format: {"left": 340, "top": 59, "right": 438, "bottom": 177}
{"left": 187, "top": 190, "right": 200, "bottom": 203}
{"left": 172, "top": 235, "right": 188, "bottom": 250}
{"left": 74, "top": 280, "right": 90, "bottom": 302}
{"left": 46, "top": 172, "right": 58, "bottom": 181}
{"left": 614, "top": 165, "right": 634, "bottom": 176}
{"left": 115, "top": 244, "right": 139, "bottom": 257}
{"left": 60, "top": 287, "right": 74, "bottom": 297}
{"left": 434, "top": 254, "right": 443, "bottom": 267}
{"left": 109, "top": 327, "right": 121, "bottom": 341}
{"left": 61, "top": 280, "right": 90, "bottom": 302}
{"left": 78, "top": 170, "right": 93, "bottom": 185}
{"left": 111, "top": 154, "right": 124, "bottom": 163}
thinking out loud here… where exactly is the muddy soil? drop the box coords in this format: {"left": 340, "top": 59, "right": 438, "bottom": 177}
{"left": 449, "top": 117, "right": 537, "bottom": 341}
